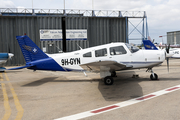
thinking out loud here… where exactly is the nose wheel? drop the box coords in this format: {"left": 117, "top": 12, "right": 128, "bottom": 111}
{"left": 150, "top": 73, "right": 158, "bottom": 80}
{"left": 146, "top": 68, "right": 158, "bottom": 80}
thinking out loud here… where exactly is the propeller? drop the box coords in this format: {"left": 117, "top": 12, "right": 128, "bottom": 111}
{"left": 165, "top": 44, "right": 170, "bottom": 72}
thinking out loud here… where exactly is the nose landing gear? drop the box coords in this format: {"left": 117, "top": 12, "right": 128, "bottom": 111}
{"left": 146, "top": 68, "right": 158, "bottom": 80}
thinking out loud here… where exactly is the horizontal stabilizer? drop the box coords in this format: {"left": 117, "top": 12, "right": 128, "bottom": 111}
{"left": 7, "top": 65, "right": 33, "bottom": 70}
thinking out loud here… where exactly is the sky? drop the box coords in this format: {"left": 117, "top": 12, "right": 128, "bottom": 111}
{"left": 1, "top": 0, "right": 180, "bottom": 44}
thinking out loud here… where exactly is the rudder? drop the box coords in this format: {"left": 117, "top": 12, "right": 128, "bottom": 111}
{"left": 143, "top": 40, "right": 158, "bottom": 50}
{"left": 16, "top": 35, "right": 49, "bottom": 63}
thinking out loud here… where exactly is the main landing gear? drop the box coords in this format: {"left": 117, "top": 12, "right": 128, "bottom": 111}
{"left": 103, "top": 71, "right": 116, "bottom": 85}
{"left": 111, "top": 71, "right": 117, "bottom": 77}
{"left": 146, "top": 68, "right": 158, "bottom": 80}
{"left": 104, "top": 76, "right": 114, "bottom": 85}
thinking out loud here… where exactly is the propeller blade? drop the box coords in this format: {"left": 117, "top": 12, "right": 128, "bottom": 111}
{"left": 167, "top": 44, "right": 170, "bottom": 53}
{"left": 165, "top": 44, "right": 170, "bottom": 54}
{"left": 166, "top": 57, "right": 169, "bottom": 72}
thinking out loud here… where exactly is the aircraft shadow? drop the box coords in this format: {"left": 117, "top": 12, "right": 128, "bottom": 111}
{"left": 98, "top": 70, "right": 180, "bottom": 101}
{"left": 157, "top": 77, "right": 180, "bottom": 81}
{"left": 5, "top": 70, "right": 23, "bottom": 73}
{"left": 98, "top": 71, "right": 144, "bottom": 101}
{"left": 22, "top": 77, "right": 99, "bottom": 87}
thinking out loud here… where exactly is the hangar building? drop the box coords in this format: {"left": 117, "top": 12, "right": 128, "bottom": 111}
{"left": 167, "top": 31, "right": 180, "bottom": 45}
{"left": 0, "top": 8, "right": 147, "bottom": 66}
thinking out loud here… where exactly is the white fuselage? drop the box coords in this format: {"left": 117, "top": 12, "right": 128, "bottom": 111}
{"left": 0, "top": 53, "right": 14, "bottom": 67}
{"left": 47, "top": 43, "right": 165, "bottom": 72}
{"left": 169, "top": 48, "right": 180, "bottom": 58}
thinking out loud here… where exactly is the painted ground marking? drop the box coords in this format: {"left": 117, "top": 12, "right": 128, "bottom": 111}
{"left": 54, "top": 84, "right": 180, "bottom": 120}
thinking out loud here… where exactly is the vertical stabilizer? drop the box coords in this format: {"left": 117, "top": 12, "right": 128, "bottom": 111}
{"left": 143, "top": 40, "right": 158, "bottom": 50}
{"left": 16, "top": 35, "right": 49, "bottom": 63}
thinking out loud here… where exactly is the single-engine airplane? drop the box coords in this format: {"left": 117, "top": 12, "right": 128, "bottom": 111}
{"left": 9, "top": 35, "right": 168, "bottom": 85}
{"left": 0, "top": 53, "right": 14, "bottom": 71}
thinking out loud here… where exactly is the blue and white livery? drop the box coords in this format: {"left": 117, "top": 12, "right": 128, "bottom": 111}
{"left": 9, "top": 35, "right": 166, "bottom": 85}
{"left": 143, "top": 40, "right": 158, "bottom": 50}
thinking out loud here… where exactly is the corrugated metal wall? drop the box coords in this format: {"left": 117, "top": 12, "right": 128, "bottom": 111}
{"left": 167, "top": 31, "right": 180, "bottom": 45}
{"left": 167, "top": 32, "right": 174, "bottom": 45}
{"left": 0, "top": 16, "right": 126, "bottom": 66}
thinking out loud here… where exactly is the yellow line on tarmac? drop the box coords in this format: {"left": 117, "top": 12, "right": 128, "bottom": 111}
{"left": 0, "top": 73, "right": 11, "bottom": 120}
{"left": 4, "top": 72, "right": 24, "bottom": 120}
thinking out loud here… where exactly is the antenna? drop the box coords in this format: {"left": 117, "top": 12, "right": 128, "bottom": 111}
{"left": 76, "top": 42, "right": 83, "bottom": 50}
{"left": 92, "top": 0, "right": 94, "bottom": 10}
{"left": 64, "top": 0, "right": 65, "bottom": 10}
{"left": 55, "top": 45, "right": 63, "bottom": 53}
{"left": 32, "top": 0, "right": 33, "bottom": 9}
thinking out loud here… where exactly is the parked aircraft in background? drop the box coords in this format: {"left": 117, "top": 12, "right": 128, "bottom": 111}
{"left": 0, "top": 53, "right": 14, "bottom": 71}
{"left": 169, "top": 48, "right": 180, "bottom": 58}
{"left": 143, "top": 40, "right": 180, "bottom": 59}
{"left": 9, "top": 35, "right": 168, "bottom": 85}
{"left": 153, "top": 40, "right": 180, "bottom": 58}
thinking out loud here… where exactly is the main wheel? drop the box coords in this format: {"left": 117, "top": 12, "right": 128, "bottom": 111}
{"left": 150, "top": 73, "right": 158, "bottom": 80}
{"left": 104, "top": 76, "right": 114, "bottom": 85}
{"left": 111, "top": 71, "right": 117, "bottom": 77}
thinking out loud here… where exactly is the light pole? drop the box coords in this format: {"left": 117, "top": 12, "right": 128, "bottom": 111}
{"left": 92, "top": 0, "right": 94, "bottom": 10}
{"left": 32, "top": 0, "right": 33, "bottom": 9}
{"left": 64, "top": 0, "right": 65, "bottom": 10}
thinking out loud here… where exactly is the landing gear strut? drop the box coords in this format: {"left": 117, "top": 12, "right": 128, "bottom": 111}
{"left": 111, "top": 71, "right": 117, "bottom": 77}
{"left": 146, "top": 68, "right": 158, "bottom": 80}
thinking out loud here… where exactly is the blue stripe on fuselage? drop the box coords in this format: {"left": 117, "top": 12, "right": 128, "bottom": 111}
{"left": 27, "top": 57, "right": 65, "bottom": 71}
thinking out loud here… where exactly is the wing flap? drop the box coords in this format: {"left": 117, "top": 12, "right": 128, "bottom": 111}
{"left": 80, "top": 60, "right": 131, "bottom": 72}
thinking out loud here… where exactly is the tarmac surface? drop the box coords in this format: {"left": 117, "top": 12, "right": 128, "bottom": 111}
{"left": 0, "top": 59, "right": 180, "bottom": 120}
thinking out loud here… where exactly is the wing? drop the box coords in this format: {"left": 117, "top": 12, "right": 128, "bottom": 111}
{"left": 80, "top": 60, "right": 132, "bottom": 72}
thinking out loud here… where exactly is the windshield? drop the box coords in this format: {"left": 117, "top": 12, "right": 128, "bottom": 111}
{"left": 125, "top": 43, "right": 139, "bottom": 53}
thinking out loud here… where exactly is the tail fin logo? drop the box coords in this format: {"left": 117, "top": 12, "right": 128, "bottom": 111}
{"left": 145, "top": 45, "right": 151, "bottom": 49}
{"left": 23, "top": 45, "right": 38, "bottom": 54}
{"left": 145, "top": 45, "right": 154, "bottom": 49}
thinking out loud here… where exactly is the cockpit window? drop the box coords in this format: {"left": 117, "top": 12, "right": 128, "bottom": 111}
{"left": 125, "top": 43, "right": 139, "bottom": 53}
{"left": 83, "top": 52, "right": 92, "bottom": 57}
{"left": 110, "top": 46, "right": 127, "bottom": 55}
{"left": 95, "top": 48, "right": 107, "bottom": 57}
